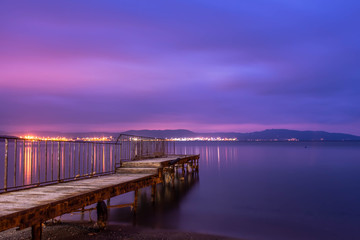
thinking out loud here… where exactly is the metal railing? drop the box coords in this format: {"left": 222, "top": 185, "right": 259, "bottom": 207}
{"left": 0, "top": 134, "right": 175, "bottom": 193}
{"left": 116, "top": 134, "right": 176, "bottom": 164}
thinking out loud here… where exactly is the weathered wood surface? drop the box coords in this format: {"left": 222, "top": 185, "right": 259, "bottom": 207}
{"left": 122, "top": 155, "right": 199, "bottom": 168}
{"left": 0, "top": 154, "right": 199, "bottom": 234}
{"left": 0, "top": 173, "right": 156, "bottom": 232}
{"left": 116, "top": 167, "right": 159, "bottom": 174}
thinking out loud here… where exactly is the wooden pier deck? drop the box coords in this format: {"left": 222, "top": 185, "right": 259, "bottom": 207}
{"left": 0, "top": 154, "right": 200, "bottom": 239}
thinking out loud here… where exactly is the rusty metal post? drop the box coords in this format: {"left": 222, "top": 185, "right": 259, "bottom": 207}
{"left": 62, "top": 143, "right": 65, "bottom": 179}
{"left": 91, "top": 143, "right": 94, "bottom": 176}
{"left": 172, "top": 166, "right": 175, "bottom": 185}
{"left": 100, "top": 143, "right": 103, "bottom": 172}
{"left": 51, "top": 141, "right": 54, "bottom": 181}
{"left": 37, "top": 141, "right": 41, "bottom": 185}
{"left": 45, "top": 141, "right": 47, "bottom": 181}
{"left": 78, "top": 143, "right": 80, "bottom": 176}
{"left": 73, "top": 143, "right": 76, "bottom": 177}
{"left": 133, "top": 189, "right": 138, "bottom": 214}
{"left": 119, "top": 142, "right": 122, "bottom": 167}
{"left": 82, "top": 142, "right": 85, "bottom": 176}
{"left": 96, "top": 201, "right": 108, "bottom": 229}
{"left": 113, "top": 144, "right": 117, "bottom": 172}
{"left": 98, "top": 143, "right": 100, "bottom": 173}
{"left": 57, "top": 142, "right": 61, "bottom": 182}
{"left": 31, "top": 223, "right": 42, "bottom": 240}
{"left": 30, "top": 141, "right": 33, "bottom": 184}
{"left": 129, "top": 139, "right": 131, "bottom": 161}
{"left": 140, "top": 140, "right": 143, "bottom": 159}
{"left": 23, "top": 140, "right": 25, "bottom": 186}
{"left": 14, "top": 139, "right": 17, "bottom": 187}
{"left": 187, "top": 162, "right": 192, "bottom": 173}
{"left": 87, "top": 143, "right": 90, "bottom": 174}
{"left": 4, "top": 139, "right": 8, "bottom": 191}
{"left": 151, "top": 184, "right": 156, "bottom": 203}
{"left": 68, "top": 142, "right": 71, "bottom": 178}
{"left": 96, "top": 143, "right": 98, "bottom": 175}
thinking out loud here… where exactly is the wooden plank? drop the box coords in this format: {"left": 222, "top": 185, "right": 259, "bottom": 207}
{"left": 116, "top": 168, "right": 159, "bottom": 174}
{"left": 0, "top": 173, "right": 157, "bottom": 231}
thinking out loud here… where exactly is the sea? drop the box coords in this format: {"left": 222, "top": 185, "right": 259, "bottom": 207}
{"left": 3, "top": 141, "right": 360, "bottom": 239}
{"left": 62, "top": 141, "right": 360, "bottom": 240}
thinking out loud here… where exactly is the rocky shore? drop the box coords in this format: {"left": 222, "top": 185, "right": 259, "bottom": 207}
{"left": 0, "top": 221, "right": 241, "bottom": 240}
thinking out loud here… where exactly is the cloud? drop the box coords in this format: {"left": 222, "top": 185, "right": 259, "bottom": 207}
{"left": 0, "top": 0, "right": 359, "bottom": 134}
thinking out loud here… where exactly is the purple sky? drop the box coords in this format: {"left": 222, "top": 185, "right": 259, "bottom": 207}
{"left": 1, "top": 0, "right": 360, "bottom": 134}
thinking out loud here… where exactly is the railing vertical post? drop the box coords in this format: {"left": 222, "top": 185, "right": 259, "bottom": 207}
{"left": 113, "top": 144, "right": 117, "bottom": 172}
{"left": 22, "top": 140, "right": 25, "bottom": 186}
{"left": 87, "top": 143, "right": 90, "bottom": 174}
{"left": 129, "top": 139, "right": 131, "bottom": 161}
{"left": 98, "top": 144, "right": 100, "bottom": 173}
{"left": 73, "top": 143, "right": 76, "bottom": 177}
{"left": 62, "top": 143, "right": 65, "bottom": 179}
{"left": 14, "top": 139, "right": 17, "bottom": 187}
{"left": 102, "top": 144, "right": 104, "bottom": 172}
{"left": 141, "top": 140, "right": 143, "bottom": 159}
{"left": 119, "top": 142, "right": 122, "bottom": 167}
{"left": 78, "top": 143, "right": 81, "bottom": 176}
{"left": 57, "top": 142, "right": 61, "bottom": 182}
{"left": 91, "top": 143, "right": 94, "bottom": 176}
{"left": 30, "top": 141, "right": 33, "bottom": 184}
{"left": 162, "top": 140, "right": 164, "bottom": 155}
{"left": 45, "top": 141, "right": 48, "bottom": 182}
{"left": 38, "top": 141, "right": 41, "bottom": 185}
{"left": 68, "top": 142, "right": 71, "bottom": 178}
{"left": 96, "top": 143, "right": 99, "bottom": 173}
{"left": 82, "top": 143, "right": 85, "bottom": 176}
{"left": 107, "top": 144, "right": 110, "bottom": 172}
{"left": 4, "top": 139, "right": 9, "bottom": 191}
{"left": 51, "top": 142, "right": 54, "bottom": 181}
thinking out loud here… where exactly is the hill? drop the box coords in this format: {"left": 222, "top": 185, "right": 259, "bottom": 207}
{"left": 1, "top": 129, "right": 359, "bottom": 141}
{"left": 120, "top": 129, "right": 360, "bottom": 141}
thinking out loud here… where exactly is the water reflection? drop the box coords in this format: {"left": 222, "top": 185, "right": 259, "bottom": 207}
{"left": 25, "top": 143, "right": 31, "bottom": 184}
{"left": 106, "top": 171, "right": 199, "bottom": 228}
{"left": 0, "top": 140, "right": 119, "bottom": 190}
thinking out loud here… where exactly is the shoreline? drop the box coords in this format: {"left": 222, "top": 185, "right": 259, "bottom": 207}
{"left": 0, "top": 221, "right": 242, "bottom": 240}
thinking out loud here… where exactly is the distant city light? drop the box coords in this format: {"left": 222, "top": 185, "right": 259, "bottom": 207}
{"left": 19, "top": 135, "right": 115, "bottom": 142}
{"left": 18, "top": 135, "right": 238, "bottom": 142}
{"left": 167, "top": 137, "right": 238, "bottom": 142}
{"left": 18, "top": 136, "right": 299, "bottom": 142}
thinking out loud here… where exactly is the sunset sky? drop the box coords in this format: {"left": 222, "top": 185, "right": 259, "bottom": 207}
{"left": 1, "top": 0, "right": 359, "bottom": 134}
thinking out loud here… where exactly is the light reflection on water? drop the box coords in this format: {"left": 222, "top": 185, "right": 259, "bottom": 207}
{"left": 0, "top": 141, "right": 112, "bottom": 188}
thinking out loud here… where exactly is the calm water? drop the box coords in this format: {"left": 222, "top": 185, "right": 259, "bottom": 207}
{"left": 57, "top": 142, "right": 360, "bottom": 239}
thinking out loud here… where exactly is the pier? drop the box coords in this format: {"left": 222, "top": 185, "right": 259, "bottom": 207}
{"left": 0, "top": 135, "right": 199, "bottom": 239}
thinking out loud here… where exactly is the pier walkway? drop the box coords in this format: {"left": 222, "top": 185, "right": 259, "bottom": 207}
{"left": 0, "top": 154, "right": 199, "bottom": 239}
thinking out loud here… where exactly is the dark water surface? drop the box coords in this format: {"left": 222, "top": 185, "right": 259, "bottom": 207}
{"left": 67, "top": 142, "right": 360, "bottom": 239}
